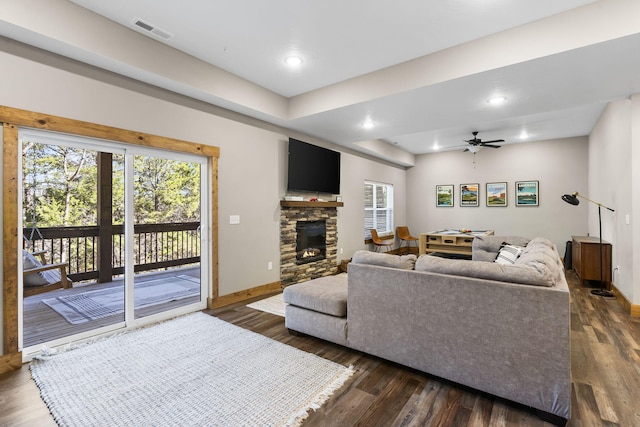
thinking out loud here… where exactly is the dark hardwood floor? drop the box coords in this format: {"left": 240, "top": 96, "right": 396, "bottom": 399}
{"left": 1, "top": 270, "right": 639, "bottom": 426}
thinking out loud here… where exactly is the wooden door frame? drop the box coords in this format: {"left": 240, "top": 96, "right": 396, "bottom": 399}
{"left": 1, "top": 106, "right": 219, "bottom": 372}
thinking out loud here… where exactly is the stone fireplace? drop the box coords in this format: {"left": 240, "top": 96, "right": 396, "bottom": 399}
{"left": 280, "top": 201, "right": 342, "bottom": 287}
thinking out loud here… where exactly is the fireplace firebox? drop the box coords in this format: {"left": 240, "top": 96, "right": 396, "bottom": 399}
{"left": 296, "top": 220, "right": 326, "bottom": 264}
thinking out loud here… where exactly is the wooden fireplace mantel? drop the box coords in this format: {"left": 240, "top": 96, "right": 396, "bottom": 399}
{"left": 280, "top": 201, "right": 344, "bottom": 208}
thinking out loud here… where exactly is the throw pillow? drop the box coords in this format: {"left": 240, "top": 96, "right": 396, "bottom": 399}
{"left": 23, "top": 250, "right": 49, "bottom": 286}
{"left": 495, "top": 244, "right": 525, "bottom": 265}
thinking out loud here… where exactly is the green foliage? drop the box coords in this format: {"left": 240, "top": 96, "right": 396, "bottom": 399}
{"left": 133, "top": 156, "right": 201, "bottom": 224}
{"left": 23, "top": 143, "right": 201, "bottom": 228}
{"left": 23, "top": 143, "right": 97, "bottom": 226}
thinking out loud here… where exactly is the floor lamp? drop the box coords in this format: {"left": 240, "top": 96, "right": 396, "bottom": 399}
{"left": 561, "top": 192, "right": 615, "bottom": 298}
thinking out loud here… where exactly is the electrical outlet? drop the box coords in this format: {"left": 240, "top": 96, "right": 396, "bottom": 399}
{"left": 340, "top": 248, "right": 344, "bottom": 254}
{"left": 268, "top": 261, "right": 273, "bottom": 270}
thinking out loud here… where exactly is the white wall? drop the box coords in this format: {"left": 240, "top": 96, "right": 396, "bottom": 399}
{"left": 634, "top": 94, "right": 640, "bottom": 306}
{"left": 336, "top": 152, "right": 407, "bottom": 258}
{"left": 589, "top": 97, "right": 638, "bottom": 305}
{"left": 0, "top": 39, "right": 408, "bottom": 355}
{"left": 406, "top": 137, "right": 589, "bottom": 253}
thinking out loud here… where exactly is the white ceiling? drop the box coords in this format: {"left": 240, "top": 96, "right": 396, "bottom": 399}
{"left": 4, "top": 0, "right": 640, "bottom": 165}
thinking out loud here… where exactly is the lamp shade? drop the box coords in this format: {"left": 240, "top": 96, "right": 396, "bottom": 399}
{"left": 468, "top": 146, "right": 480, "bottom": 154}
{"left": 562, "top": 193, "right": 579, "bottom": 205}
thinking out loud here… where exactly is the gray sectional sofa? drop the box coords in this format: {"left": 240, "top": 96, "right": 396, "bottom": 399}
{"left": 283, "top": 235, "right": 571, "bottom": 423}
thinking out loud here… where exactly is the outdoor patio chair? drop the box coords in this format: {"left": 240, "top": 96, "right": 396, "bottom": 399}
{"left": 23, "top": 250, "right": 72, "bottom": 297}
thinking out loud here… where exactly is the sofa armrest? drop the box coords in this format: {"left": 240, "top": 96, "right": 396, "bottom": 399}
{"left": 24, "top": 262, "right": 71, "bottom": 289}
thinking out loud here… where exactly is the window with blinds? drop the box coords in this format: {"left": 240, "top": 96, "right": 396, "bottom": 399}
{"left": 364, "top": 181, "right": 394, "bottom": 240}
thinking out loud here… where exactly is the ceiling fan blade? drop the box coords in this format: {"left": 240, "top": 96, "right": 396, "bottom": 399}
{"left": 481, "top": 144, "right": 501, "bottom": 148}
{"left": 480, "top": 139, "right": 504, "bottom": 144}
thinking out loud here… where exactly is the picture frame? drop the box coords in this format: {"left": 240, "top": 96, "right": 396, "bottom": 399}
{"left": 515, "top": 180, "right": 539, "bottom": 206}
{"left": 436, "top": 184, "right": 454, "bottom": 207}
{"left": 460, "top": 183, "right": 479, "bottom": 207}
{"left": 486, "top": 182, "right": 508, "bottom": 207}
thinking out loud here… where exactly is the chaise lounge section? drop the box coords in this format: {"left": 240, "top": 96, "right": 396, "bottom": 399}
{"left": 283, "top": 235, "right": 571, "bottom": 424}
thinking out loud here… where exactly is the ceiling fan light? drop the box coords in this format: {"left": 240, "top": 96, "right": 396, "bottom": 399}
{"left": 468, "top": 146, "right": 481, "bottom": 154}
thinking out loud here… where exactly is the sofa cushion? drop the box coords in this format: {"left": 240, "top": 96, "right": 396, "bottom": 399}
{"left": 515, "top": 238, "right": 564, "bottom": 286}
{"left": 283, "top": 275, "right": 348, "bottom": 317}
{"left": 351, "top": 250, "right": 416, "bottom": 270}
{"left": 415, "top": 254, "right": 555, "bottom": 287}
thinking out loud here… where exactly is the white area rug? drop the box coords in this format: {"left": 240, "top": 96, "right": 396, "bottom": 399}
{"left": 30, "top": 312, "right": 353, "bottom": 427}
{"left": 246, "top": 293, "right": 286, "bottom": 317}
{"left": 42, "top": 275, "right": 200, "bottom": 324}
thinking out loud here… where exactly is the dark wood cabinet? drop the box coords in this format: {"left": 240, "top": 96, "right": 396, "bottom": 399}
{"left": 572, "top": 236, "right": 612, "bottom": 286}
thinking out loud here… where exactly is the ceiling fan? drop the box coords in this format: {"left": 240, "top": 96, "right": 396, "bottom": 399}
{"left": 462, "top": 131, "right": 504, "bottom": 153}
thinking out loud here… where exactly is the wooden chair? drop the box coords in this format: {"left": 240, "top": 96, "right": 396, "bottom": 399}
{"left": 397, "top": 226, "right": 419, "bottom": 254}
{"left": 370, "top": 229, "right": 393, "bottom": 253}
{"left": 23, "top": 250, "right": 72, "bottom": 297}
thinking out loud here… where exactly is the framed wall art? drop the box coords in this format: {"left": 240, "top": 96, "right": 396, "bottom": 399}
{"left": 515, "top": 180, "right": 539, "bottom": 206}
{"left": 436, "top": 184, "right": 454, "bottom": 207}
{"left": 486, "top": 182, "right": 507, "bottom": 207}
{"left": 460, "top": 183, "right": 479, "bottom": 207}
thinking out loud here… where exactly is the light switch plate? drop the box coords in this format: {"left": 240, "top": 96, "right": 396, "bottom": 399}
{"left": 229, "top": 215, "right": 240, "bottom": 225}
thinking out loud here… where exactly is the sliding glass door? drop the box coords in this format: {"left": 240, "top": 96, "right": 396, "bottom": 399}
{"left": 19, "top": 129, "right": 208, "bottom": 354}
{"left": 130, "top": 154, "right": 204, "bottom": 320}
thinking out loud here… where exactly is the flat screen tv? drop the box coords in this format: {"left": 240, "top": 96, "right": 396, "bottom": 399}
{"left": 287, "top": 138, "right": 341, "bottom": 194}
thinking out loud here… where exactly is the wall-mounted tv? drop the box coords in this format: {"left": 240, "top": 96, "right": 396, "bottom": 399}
{"left": 287, "top": 138, "right": 341, "bottom": 194}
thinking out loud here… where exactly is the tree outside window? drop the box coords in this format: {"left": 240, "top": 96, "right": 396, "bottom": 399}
{"left": 364, "top": 181, "right": 394, "bottom": 239}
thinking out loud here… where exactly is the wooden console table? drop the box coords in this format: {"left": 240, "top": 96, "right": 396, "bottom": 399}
{"left": 571, "top": 235, "right": 612, "bottom": 286}
{"left": 419, "top": 230, "right": 494, "bottom": 257}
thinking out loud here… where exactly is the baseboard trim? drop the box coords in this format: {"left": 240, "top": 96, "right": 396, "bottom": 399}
{"left": 208, "top": 281, "right": 282, "bottom": 309}
{"left": 0, "top": 351, "right": 23, "bottom": 375}
{"left": 610, "top": 282, "right": 640, "bottom": 317}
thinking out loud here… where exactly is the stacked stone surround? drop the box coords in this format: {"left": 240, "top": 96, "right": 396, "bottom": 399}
{"left": 280, "top": 205, "right": 338, "bottom": 287}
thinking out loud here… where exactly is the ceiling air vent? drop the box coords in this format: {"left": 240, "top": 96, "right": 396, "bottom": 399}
{"left": 132, "top": 18, "right": 173, "bottom": 40}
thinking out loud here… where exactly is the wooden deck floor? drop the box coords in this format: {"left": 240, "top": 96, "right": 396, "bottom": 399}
{"left": 23, "top": 266, "right": 201, "bottom": 348}
{"left": 2, "top": 269, "right": 639, "bottom": 426}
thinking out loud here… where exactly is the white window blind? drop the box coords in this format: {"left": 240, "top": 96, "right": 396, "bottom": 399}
{"left": 364, "top": 181, "right": 394, "bottom": 239}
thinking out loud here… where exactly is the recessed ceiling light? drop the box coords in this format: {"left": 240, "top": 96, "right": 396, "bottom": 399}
{"left": 519, "top": 131, "right": 529, "bottom": 139}
{"left": 285, "top": 56, "right": 303, "bottom": 66}
{"left": 487, "top": 96, "right": 507, "bottom": 105}
{"left": 362, "top": 120, "right": 376, "bottom": 129}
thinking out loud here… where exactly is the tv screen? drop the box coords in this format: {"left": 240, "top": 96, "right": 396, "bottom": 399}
{"left": 287, "top": 138, "right": 341, "bottom": 194}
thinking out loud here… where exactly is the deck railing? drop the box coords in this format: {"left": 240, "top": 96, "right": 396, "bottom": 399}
{"left": 23, "top": 222, "right": 201, "bottom": 282}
